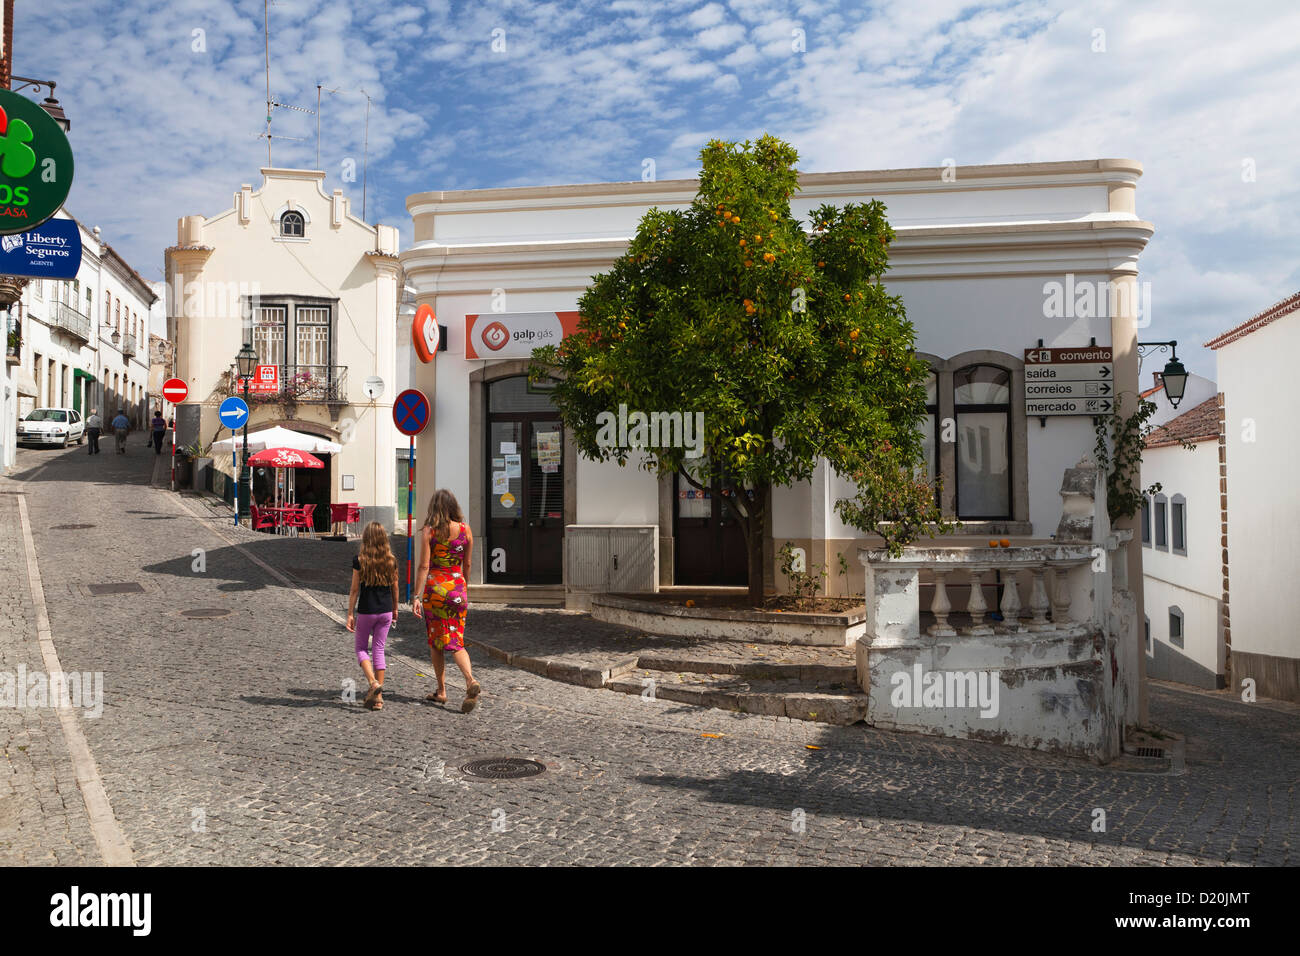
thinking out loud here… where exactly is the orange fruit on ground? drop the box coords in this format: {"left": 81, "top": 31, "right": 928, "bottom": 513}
{"left": 988, "top": 540, "right": 999, "bottom": 548}
{"left": 1000, "top": 538, "right": 1011, "bottom": 548}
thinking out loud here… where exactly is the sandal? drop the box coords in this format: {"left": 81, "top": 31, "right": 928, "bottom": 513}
{"left": 461, "top": 681, "right": 482, "bottom": 714}
{"left": 426, "top": 690, "right": 447, "bottom": 704}
{"left": 363, "top": 682, "right": 382, "bottom": 708}
{"left": 373, "top": 694, "right": 383, "bottom": 711}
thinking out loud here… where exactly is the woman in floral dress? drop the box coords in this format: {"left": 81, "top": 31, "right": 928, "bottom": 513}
{"left": 412, "top": 488, "right": 481, "bottom": 713}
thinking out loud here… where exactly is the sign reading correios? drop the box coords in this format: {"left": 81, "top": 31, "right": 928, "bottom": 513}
{"left": 0, "top": 89, "right": 75, "bottom": 235}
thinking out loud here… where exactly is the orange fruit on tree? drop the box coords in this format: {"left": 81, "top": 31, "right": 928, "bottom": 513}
{"left": 744, "top": 259, "right": 754, "bottom": 267}
{"left": 816, "top": 260, "right": 825, "bottom": 268}
{"left": 739, "top": 239, "right": 747, "bottom": 247}
{"left": 850, "top": 329, "right": 859, "bottom": 339}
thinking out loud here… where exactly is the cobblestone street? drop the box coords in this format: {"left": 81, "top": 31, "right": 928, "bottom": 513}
{"left": 2, "top": 440, "right": 1297, "bottom": 866}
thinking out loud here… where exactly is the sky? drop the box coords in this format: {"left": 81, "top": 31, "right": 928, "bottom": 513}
{"left": 17, "top": 0, "right": 1300, "bottom": 378}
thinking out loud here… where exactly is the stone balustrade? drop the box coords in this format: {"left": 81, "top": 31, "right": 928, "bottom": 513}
{"left": 857, "top": 544, "right": 1100, "bottom": 647}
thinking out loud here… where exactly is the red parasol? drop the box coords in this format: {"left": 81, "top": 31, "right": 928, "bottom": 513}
{"left": 247, "top": 447, "right": 324, "bottom": 469}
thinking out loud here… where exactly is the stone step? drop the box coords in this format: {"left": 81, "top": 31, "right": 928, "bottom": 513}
{"left": 634, "top": 652, "right": 857, "bottom": 684}
{"left": 606, "top": 671, "right": 867, "bottom": 725}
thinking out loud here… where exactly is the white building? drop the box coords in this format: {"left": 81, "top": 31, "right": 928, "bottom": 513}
{"left": 1206, "top": 292, "right": 1300, "bottom": 703}
{"left": 1140, "top": 393, "right": 1225, "bottom": 688}
{"left": 400, "top": 159, "right": 1155, "bottom": 757}
{"left": 2, "top": 214, "right": 156, "bottom": 470}
{"left": 166, "top": 168, "right": 401, "bottom": 531}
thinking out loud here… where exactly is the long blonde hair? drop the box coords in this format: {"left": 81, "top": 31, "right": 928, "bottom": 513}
{"left": 357, "top": 521, "right": 397, "bottom": 587}
{"left": 423, "top": 488, "right": 464, "bottom": 543}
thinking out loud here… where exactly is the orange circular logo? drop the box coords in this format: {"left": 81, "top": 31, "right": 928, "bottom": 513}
{"left": 481, "top": 320, "right": 510, "bottom": 351}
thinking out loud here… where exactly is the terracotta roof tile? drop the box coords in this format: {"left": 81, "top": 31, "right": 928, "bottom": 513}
{"left": 1206, "top": 291, "right": 1300, "bottom": 349}
{"left": 1145, "top": 395, "right": 1221, "bottom": 448}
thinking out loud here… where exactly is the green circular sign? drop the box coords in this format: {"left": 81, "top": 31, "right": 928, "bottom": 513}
{"left": 0, "top": 89, "right": 74, "bottom": 236}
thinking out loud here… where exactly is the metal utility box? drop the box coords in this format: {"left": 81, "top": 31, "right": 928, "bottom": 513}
{"left": 564, "top": 524, "right": 658, "bottom": 609}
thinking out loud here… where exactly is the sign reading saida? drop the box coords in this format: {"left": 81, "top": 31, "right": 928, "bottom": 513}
{"left": 0, "top": 90, "right": 75, "bottom": 235}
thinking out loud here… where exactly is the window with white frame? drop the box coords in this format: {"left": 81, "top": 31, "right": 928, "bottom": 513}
{"left": 1154, "top": 493, "right": 1168, "bottom": 550}
{"left": 1171, "top": 494, "right": 1187, "bottom": 555}
{"left": 1168, "top": 606, "right": 1184, "bottom": 648}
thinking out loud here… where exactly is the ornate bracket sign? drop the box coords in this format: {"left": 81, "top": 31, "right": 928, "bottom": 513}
{"left": 0, "top": 90, "right": 75, "bottom": 236}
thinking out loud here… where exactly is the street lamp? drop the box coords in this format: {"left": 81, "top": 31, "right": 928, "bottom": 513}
{"left": 11, "top": 77, "right": 71, "bottom": 132}
{"left": 1137, "top": 340, "right": 1189, "bottom": 409}
{"left": 236, "top": 344, "right": 257, "bottom": 522}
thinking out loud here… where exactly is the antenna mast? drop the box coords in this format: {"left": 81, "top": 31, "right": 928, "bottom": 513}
{"left": 264, "top": 0, "right": 271, "bottom": 164}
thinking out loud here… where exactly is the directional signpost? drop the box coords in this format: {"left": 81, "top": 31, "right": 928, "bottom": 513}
{"left": 1024, "top": 347, "right": 1115, "bottom": 418}
{"left": 163, "top": 378, "right": 188, "bottom": 491}
{"left": 219, "top": 397, "right": 250, "bottom": 524}
{"left": 393, "top": 389, "right": 430, "bottom": 601}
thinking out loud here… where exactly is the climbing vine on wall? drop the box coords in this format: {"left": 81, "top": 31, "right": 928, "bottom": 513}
{"left": 1092, "top": 395, "right": 1186, "bottom": 523}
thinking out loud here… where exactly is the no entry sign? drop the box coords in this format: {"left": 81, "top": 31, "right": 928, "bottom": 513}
{"left": 162, "top": 378, "right": 188, "bottom": 404}
{"left": 393, "top": 389, "right": 430, "bottom": 436}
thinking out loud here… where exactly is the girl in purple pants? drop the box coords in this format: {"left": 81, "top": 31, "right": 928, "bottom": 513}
{"left": 347, "top": 522, "right": 401, "bottom": 710}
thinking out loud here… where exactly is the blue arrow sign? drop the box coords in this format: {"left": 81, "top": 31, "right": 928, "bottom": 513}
{"left": 219, "top": 396, "right": 250, "bottom": 430}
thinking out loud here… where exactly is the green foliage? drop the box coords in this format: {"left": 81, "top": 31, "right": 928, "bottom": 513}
{"left": 531, "top": 135, "right": 948, "bottom": 590}
{"left": 1093, "top": 395, "right": 1192, "bottom": 523}
{"left": 778, "top": 542, "right": 826, "bottom": 607}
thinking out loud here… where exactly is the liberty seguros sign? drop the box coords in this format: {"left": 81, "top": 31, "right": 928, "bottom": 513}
{"left": 0, "top": 216, "right": 82, "bottom": 278}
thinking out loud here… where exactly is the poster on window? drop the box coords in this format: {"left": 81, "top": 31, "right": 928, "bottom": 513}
{"left": 504, "top": 454, "right": 522, "bottom": 478}
{"left": 536, "top": 431, "right": 561, "bottom": 473}
{"left": 492, "top": 471, "right": 509, "bottom": 494}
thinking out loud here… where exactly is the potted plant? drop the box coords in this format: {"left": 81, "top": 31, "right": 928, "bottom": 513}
{"left": 5, "top": 327, "right": 18, "bottom": 358}
{"left": 175, "top": 439, "right": 204, "bottom": 487}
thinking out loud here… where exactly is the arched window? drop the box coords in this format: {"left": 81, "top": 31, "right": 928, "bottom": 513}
{"left": 280, "top": 210, "right": 305, "bottom": 238}
{"left": 953, "top": 364, "right": 1011, "bottom": 519}
{"left": 920, "top": 370, "right": 938, "bottom": 481}
{"left": 104, "top": 291, "right": 111, "bottom": 324}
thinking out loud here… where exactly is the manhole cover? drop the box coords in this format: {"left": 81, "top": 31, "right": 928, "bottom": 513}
{"left": 180, "top": 608, "right": 232, "bottom": 619}
{"left": 87, "top": 582, "right": 145, "bottom": 596}
{"left": 459, "top": 757, "right": 546, "bottom": 780}
{"left": 52, "top": 523, "right": 95, "bottom": 530}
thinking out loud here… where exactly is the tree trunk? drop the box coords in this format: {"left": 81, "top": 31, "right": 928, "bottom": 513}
{"left": 742, "top": 484, "right": 768, "bottom": 607}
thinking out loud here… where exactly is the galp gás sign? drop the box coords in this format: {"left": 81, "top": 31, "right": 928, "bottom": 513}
{"left": 465, "top": 311, "right": 580, "bottom": 359}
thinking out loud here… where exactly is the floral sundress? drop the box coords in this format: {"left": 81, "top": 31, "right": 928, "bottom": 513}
{"left": 422, "top": 524, "right": 469, "bottom": 651}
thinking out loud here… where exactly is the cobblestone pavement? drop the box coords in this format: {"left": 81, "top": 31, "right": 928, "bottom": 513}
{"left": 2, "top": 441, "right": 1298, "bottom": 865}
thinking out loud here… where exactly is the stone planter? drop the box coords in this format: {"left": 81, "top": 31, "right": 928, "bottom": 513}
{"left": 591, "top": 593, "right": 866, "bottom": 647}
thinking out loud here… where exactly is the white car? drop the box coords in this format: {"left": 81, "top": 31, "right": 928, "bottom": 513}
{"left": 17, "top": 407, "right": 85, "bottom": 448}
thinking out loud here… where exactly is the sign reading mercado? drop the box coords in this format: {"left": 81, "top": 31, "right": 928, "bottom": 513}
{"left": 0, "top": 90, "right": 75, "bottom": 235}
{"left": 0, "top": 216, "right": 82, "bottom": 278}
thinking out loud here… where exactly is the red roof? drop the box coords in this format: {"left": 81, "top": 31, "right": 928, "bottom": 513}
{"left": 1145, "top": 395, "right": 1221, "bottom": 448}
{"left": 1206, "top": 291, "right": 1300, "bottom": 350}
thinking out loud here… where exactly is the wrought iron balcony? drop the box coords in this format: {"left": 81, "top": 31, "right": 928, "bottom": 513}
{"left": 121, "top": 333, "right": 137, "bottom": 357}
{"left": 229, "top": 364, "right": 348, "bottom": 404}
{"left": 53, "top": 301, "right": 91, "bottom": 343}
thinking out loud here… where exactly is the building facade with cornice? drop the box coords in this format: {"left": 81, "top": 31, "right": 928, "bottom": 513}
{"left": 2, "top": 213, "right": 156, "bottom": 472}
{"left": 165, "top": 168, "right": 401, "bottom": 531}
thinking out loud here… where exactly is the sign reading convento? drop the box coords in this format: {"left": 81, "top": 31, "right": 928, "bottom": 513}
{"left": 1024, "top": 346, "right": 1115, "bottom": 416}
{"left": 0, "top": 90, "right": 75, "bottom": 235}
{"left": 0, "top": 216, "right": 81, "bottom": 278}
{"left": 465, "top": 311, "right": 581, "bottom": 360}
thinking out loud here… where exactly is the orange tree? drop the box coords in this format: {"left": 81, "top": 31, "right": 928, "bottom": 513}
{"left": 531, "top": 135, "right": 946, "bottom": 604}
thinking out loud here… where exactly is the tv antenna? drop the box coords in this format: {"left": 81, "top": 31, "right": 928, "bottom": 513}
{"left": 316, "top": 84, "right": 372, "bottom": 218}
{"left": 260, "top": 0, "right": 313, "bottom": 165}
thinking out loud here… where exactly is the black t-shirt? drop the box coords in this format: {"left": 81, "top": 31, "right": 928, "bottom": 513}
{"left": 352, "top": 556, "right": 395, "bottom": 614}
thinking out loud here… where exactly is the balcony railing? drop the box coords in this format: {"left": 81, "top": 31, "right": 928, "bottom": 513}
{"left": 121, "top": 333, "right": 137, "bottom": 357}
{"left": 231, "top": 364, "right": 348, "bottom": 404}
{"left": 53, "top": 301, "right": 91, "bottom": 343}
